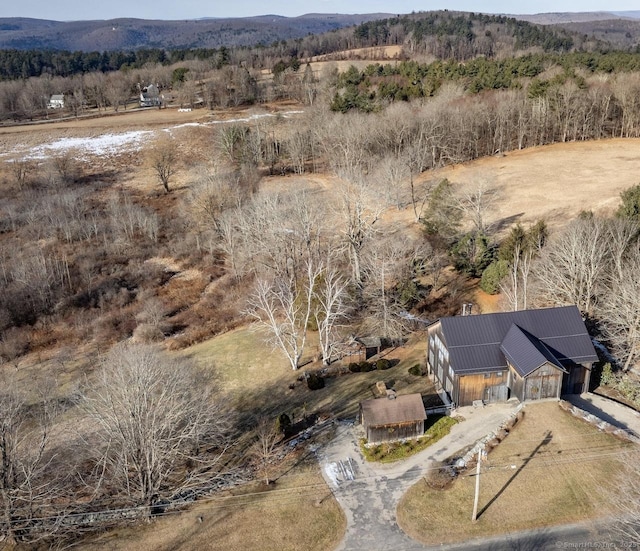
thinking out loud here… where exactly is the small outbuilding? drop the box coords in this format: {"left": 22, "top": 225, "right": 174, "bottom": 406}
{"left": 341, "top": 336, "right": 382, "bottom": 364}
{"left": 360, "top": 393, "right": 427, "bottom": 445}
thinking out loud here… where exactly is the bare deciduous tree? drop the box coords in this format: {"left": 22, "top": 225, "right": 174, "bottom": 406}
{"left": 82, "top": 343, "right": 234, "bottom": 512}
{"left": 247, "top": 260, "right": 321, "bottom": 370}
{"left": 600, "top": 247, "right": 640, "bottom": 371}
{"left": 186, "top": 163, "right": 256, "bottom": 234}
{"left": 361, "top": 234, "right": 416, "bottom": 340}
{"left": 250, "top": 418, "right": 283, "bottom": 485}
{"left": 47, "top": 151, "right": 80, "bottom": 187}
{"left": 149, "top": 137, "right": 178, "bottom": 193}
{"left": 104, "top": 72, "right": 131, "bottom": 112}
{"left": 314, "top": 264, "right": 350, "bottom": 365}
{"left": 8, "top": 159, "right": 35, "bottom": 190}
{"left": 0, "top": 387, "right": 68, "bottom": 545}
{"left": 456, "top": 179, "right": 498, "bottom": 235}
{"left": 532, "top": 216, "right": 608, "bottom": 316}
{"left": 337, "top": 174, "right": 382, "bottom": 285}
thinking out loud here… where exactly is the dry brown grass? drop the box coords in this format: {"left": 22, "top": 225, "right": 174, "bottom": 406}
{"left": 397, "top": 401, "right": 630, "bottom": 545}
{"left": 426, "top": 138, "right": 640, "bottom": 234}
{"left": 185, "top": 328, "right": 435, "bottom": 420}
{"left": 80, "top": 461, "right": 345, "bottom": 551}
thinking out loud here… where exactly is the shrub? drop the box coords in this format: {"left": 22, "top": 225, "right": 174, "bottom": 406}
{"left": 480, "top": 259, "right": 510, "bottom": 294}
{"left": 425, "top": 462, "right": 456, "bottom": 489}
{"left": 307, "top": 373, "right": 325, "bottom": 390}
{"left": 360, "top": 416, "right": 458, "bottom": 463}
{"left": 600, "top": 362, "right": 616, "bottom": 386}
{"left": 132, "top": 323, "right": 164, "bottom": 343}
{"left": 617, "top": 183, "right": 640, "bottom": 221}
{"left": 348, "top": 362, "right": 361, "bottom": 373}
{"left": 408, "top": 364, "right": 423, "bottom": 376}
{"left": 376, "top": 359, "right": 392, "bottom": 370}
{"left": 275, "top": 413, "right": 291, "bottom": 435}
{"left": 359, "top": 361, "right": 374, "bottom": 372}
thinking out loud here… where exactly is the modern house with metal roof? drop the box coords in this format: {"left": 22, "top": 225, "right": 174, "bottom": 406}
{"left": 426, "top": 306, "right": 598, "bottom": 407}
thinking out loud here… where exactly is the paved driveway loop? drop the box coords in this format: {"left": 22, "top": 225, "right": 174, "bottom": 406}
{"left": 319, "top": 402, "right": 519, "bottom": 551}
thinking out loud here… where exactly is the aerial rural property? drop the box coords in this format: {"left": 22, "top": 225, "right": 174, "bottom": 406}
{"left": 2, "top": 3, "right": 640, "bottom": 550}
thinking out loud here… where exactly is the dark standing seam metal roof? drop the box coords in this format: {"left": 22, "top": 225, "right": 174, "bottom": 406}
{"left": 500, "top": 324, "right": 566, "bottom": 377}
{"left": 438, "top": 306, "right": 598, "bottom": 376}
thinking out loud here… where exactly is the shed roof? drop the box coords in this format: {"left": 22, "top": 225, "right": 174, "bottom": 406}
{"left": 360, "top": 393, "right": 426, "bottom": 427}
{"left": 500, "top": 324, "right": 566, "bottom": 377}
{"left": 357, "top": 336, "right": 381, "bottom": 348}
{"left": 436, "top": 306, "right": 597, "bottom": 376}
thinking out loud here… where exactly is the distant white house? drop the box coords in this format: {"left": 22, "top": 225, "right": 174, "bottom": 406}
{"left": 47, "top": 94, "right": 65, "bottom": 109}
{"left": 139, "top": 84, "right": 161, "bottom": 107}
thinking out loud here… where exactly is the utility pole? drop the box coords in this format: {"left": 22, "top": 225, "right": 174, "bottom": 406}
{"left": 472, "top": 448, "right": 484, "bottom": 522}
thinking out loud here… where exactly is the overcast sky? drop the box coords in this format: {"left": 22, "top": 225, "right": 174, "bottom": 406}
{"left": 1, "top": 0, "right": 638, "bottom": 21}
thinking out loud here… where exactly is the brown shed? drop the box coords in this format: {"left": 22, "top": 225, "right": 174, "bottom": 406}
{"left": 360, "top": 393, "right": 427, "bottom": 445}
{"left": 341, "top": 336, "right": 382, "bottom": 364}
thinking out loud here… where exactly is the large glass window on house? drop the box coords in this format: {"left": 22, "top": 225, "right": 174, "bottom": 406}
{"left": 428, "top": 335, "right": 436, "bottom": 368}
{"left": 445, "top": 375, "right": 453, "bottom": 393}
{"left": 433, "top": 335, "right": 448, "bottom": 363}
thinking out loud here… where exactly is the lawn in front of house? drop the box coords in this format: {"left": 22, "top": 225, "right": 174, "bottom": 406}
{"left": 397, "top": 401, "right": 630, "bottom": 545}
{"left": 171, "top": 327, "right": 437, "bottom": 550}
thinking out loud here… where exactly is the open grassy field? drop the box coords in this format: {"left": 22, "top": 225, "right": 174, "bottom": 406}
{"left": 427, "top": 138, "right": 640, "bottom": 233}
{"left": 397, "top": 401, "right": 630, "bottom": 545}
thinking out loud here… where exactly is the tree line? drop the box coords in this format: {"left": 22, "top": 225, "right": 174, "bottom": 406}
{"left": 331, "top": 52, "right": 640, "bottom": 109}
{"left": 0, "top": 47, "right": 232, "bottom": 81}
{"left": 354, "top": 11, "right": 576, "bottom": 57}
{"left": 0, "top": 10, "right": 629, "bottom": 83}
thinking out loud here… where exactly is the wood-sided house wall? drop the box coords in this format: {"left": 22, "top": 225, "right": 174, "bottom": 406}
{"left": 508, "top": 362, "right": 563, "bottom": 402}
{"left": 427, "top": 323, "right": 508, "bottom": 406}
{"left": 361, "top": 419, "right": 425, "bottom": 446}
{"left": 457, "top": 371, "right": 508, "bottom": 406}
{"left": 427, "top": 323, "right": 452, "bottom": 393}
{"left": 561, "top": 362, "right": 591, "bottom": 395}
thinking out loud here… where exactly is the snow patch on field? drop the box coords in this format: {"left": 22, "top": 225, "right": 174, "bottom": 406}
{"left": 24, "top": 130, "right": 153, "bottom": 160}
{"left": 3, "top": 110, "right": 304, "bottom": 161}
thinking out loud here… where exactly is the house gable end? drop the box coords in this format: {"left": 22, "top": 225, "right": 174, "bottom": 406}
{"left": 501, "top": 324, "right": 566, "bottom": 378}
